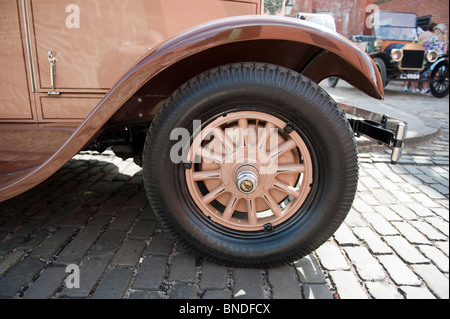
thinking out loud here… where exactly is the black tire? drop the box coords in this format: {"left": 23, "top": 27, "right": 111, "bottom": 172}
{"left": 373, "top": 57, "right": 387, "bottom": 87}
{"left": 430, "top": 60, "right": 449, "bottom": 98}
{"left": 142, "top": 63, "right": 358, "bottom": 267}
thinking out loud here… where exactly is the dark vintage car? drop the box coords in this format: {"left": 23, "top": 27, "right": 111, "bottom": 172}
{"left": 0, "top": 0, "right": 407, "bottom": 267}
{"left": 349, "top": 11, "right": 449, "bottom": 98}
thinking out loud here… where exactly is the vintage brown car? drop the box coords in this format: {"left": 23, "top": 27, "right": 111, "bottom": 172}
{"left": 1, "top": 0, "right": 406, "bottom": 267}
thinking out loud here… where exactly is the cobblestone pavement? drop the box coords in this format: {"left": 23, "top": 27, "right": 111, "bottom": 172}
{"left": 0, "top": 84, "right": 448, "bottom": 299}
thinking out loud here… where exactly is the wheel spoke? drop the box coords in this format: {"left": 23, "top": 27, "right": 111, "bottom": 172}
{"left": 270, "top": 138, "right": 296, "bottom": 158}
{"left": 258, "top": 122, "right": 276, "bottom": 150}
{"left": 262, "top": 193, "right": 282, "bottom": 217}
{"left": 213, "top": 127, "right": 234, "bottom": 154}
{"left": 192, "top": 170, "right": 221, "bottom": 181}
{"left": 238, "top": 118, "right": 248, "bottom": 148}
{"left": 246, "top": 199, "right": 258, "bottom": 224}
{"left": 223, "top": 195, "right": 239, "bottom": 220}
{"left": 202, "top": 184, "right": 226, "bottom": 204}
{"left": 196, "top": 147, "right": 223, "bottom": 164}
{"left": 273, "top": 180, "right": 300, "bottom": 198}
{"left": 276, "top": 163, "right": 305, "bottom": 174}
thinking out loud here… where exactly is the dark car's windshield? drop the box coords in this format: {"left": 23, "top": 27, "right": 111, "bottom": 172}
{"left": 373, "top": 11, "right": 417, "bottom": 41}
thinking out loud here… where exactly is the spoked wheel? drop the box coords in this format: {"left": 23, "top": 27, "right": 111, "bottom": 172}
{"left": 143, "top": 63, "right": 358, "bottom": 267}
{"left": 185, "top": 111, "right": 313, "bottom": 232}
{"left": 430, "top": 60, "right": 449, "bottom": 98}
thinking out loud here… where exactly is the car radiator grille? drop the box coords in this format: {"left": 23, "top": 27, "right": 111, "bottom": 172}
{"left": 401, "top": 50, "right": 424, "bottom": 69}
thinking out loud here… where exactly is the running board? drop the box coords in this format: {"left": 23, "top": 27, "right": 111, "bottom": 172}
{"left": 339, "top": 103, "right": 408, "bottom": 164}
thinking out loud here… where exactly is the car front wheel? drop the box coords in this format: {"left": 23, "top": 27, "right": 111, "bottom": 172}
{"left": 142, "top": 63, "right": 358, "bottom": 267}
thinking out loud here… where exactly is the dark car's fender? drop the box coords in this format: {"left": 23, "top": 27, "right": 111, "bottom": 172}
{"left": 0, "top": 15, "right": 384, "bottom": 202}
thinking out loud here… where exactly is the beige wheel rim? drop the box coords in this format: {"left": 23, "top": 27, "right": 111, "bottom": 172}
{"left": 185, "top": 111, "right": 313, "bottom": 231}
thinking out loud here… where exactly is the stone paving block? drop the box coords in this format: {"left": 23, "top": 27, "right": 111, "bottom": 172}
{"left": 410, "top": 220, "right": 447, "bottom": 241}
{"left": 199, "top": 260, "right": 228, "bottom": 290}
{"left": 392, "top": 222, "right": 431, "bottom": 244}
{"left": 333, "top": 223, "right": 359, "bottom": 246}
{"left": 411, "top": 264, "right": 449, "bottom": 299}
{"left": 407, "top": 203, "right": 435, "bottom": 217}
{"left": 352, "top": 198, "right": 375, "bottom": 213}
{"left": 22, "top": 266, "right": 67, "bottom": 299}
{"left": 97, "top": 196, "right": 128, "bottom": 215}
{"left": 360, "top": 176, "right": 380, "bottom": 189}
{"left": 344, "top": 209, "right": 367, "bottom": 227}
{"left": 362, "top": 213, "right": 399, "bottom": 236}
{"left": 55, "top": 228, "right": 100, "bottom": 265}
{"left": 344, "top": 247, "right": 386, "bottom": 281}
{"left": 315, "top": 241, "right": 349, "bottom": 271}
{"left": 140, "top": 204, "right": 157, "bottom": 220}
{"left": 127, "top": 290, "right": 161, "bottom": 299}
{"left": 329, "top": 271, "right": 368, "bottom": 299}
{"left": 233, "top": 268, "right": 264, "bottom": 299}
{"left": 108, "top": 209, "right": 139, "bottom": 231}
{"left": 378, "top": 255, "right": 421, "bottom": 286}
{"left": 373, "top": 206, "right": 402, "bottom": 221}
{"left": 417, "top": 245, "right": 449, "bottom": 272}
{"left": 169, "top": 283, "right": 198, "bottom": 299}
{"left": 84, "top": 214, "right": 111, "bottom": 231}
{"left": 87, "top": 229, "right": 126, "bottom": 258}
{"left": 389, "top": 204, "right": 417, "bottom": 220}
{"left": 0, "top": 250, "right": 26, "bottom": 278}
{"left": 359, "top": 193, "right": 379, "bottom": 206}
{"left": 132, "top": 255, "right": 167, "bottom": 290}
{"left": 0, "top": 257, "right": 44, "bottom": 298}
{"left": 370, "top": 189, "right": 397, "bottom": 204}
{"left": 352, "top": 227, "right": 392, "bottom": 254}
{"left": 410, "top": 194, "right": 441, "bottom": 208}
{"left": 435, "top": 241, "right": 449, "bottom": 256}
{"left": 202, "top": 289, "right": 231, "bottom": 299}
{"left": 430, "top": 207, "right": 449, "bottom": 222}
{"left": 399, "top": 286, "right": 436, "bottom": 299}
{"left": 112, "top": 239, "right": 147, "bottom": 267}
{"left": 91, "top": 267, "right": 133, "bottom": 299}
{"left": 389, "top": 190, "right": 414, "bottom": 203}
{"left": 145, "top": 232, "right": 174, "bottom": 256}
{"left": 425, "top": 217, "right": 449, "bottom": 236}
{"left": 366, "top": 282, "right": 404, "bottom": 299}
{"left": 30, "top": 227, "right": 77, "bottom": 260}
{"left": 269, "top": 264, "right": 302, "bottom": 299}
{"left": 169, "top": 253, "right": 197, "bottom": 282}
{"left": 129, "top": 218, "right": 157, "bottom": 240}
{"left": 294, "top": 254, "right": 327, "bottom": 284}
{"left": 0, "top": 235, "right": 27, "bottom": 258}
{"left": 383, "top": 236, "right": 429, "bottom": 264}
{"left": 302, "top": 284, "right": 333, "bottom": 299}
{"left": 124, "top": 192, "right": 148, "bottom": 209}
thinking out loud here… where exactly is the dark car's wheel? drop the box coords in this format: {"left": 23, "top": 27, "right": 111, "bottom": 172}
{"left": 373, "top": 57, "right": 387, "bottom": 87}
{"left": 430, "top": 60, "right": 449, "bottom": 98}
{"left": 142, "top": 63, "right": 358, "bottom": 267}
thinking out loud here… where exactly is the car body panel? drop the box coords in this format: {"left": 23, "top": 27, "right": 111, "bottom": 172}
{"left": 0, "top": 2, "right": 384, "bottom": 202}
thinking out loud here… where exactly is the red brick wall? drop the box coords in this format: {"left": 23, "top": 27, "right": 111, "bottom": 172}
{"left": 289, "top": 0, "right": 449, "bottom": 37}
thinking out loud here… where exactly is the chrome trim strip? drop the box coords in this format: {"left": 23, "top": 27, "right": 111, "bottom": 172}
{"left": 21, "top": 0, "right": 36, "bottom": 92}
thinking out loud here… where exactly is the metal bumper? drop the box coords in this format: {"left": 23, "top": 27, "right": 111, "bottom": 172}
{"left": 340, "top": 103, "right": 408, "bottom": 164}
